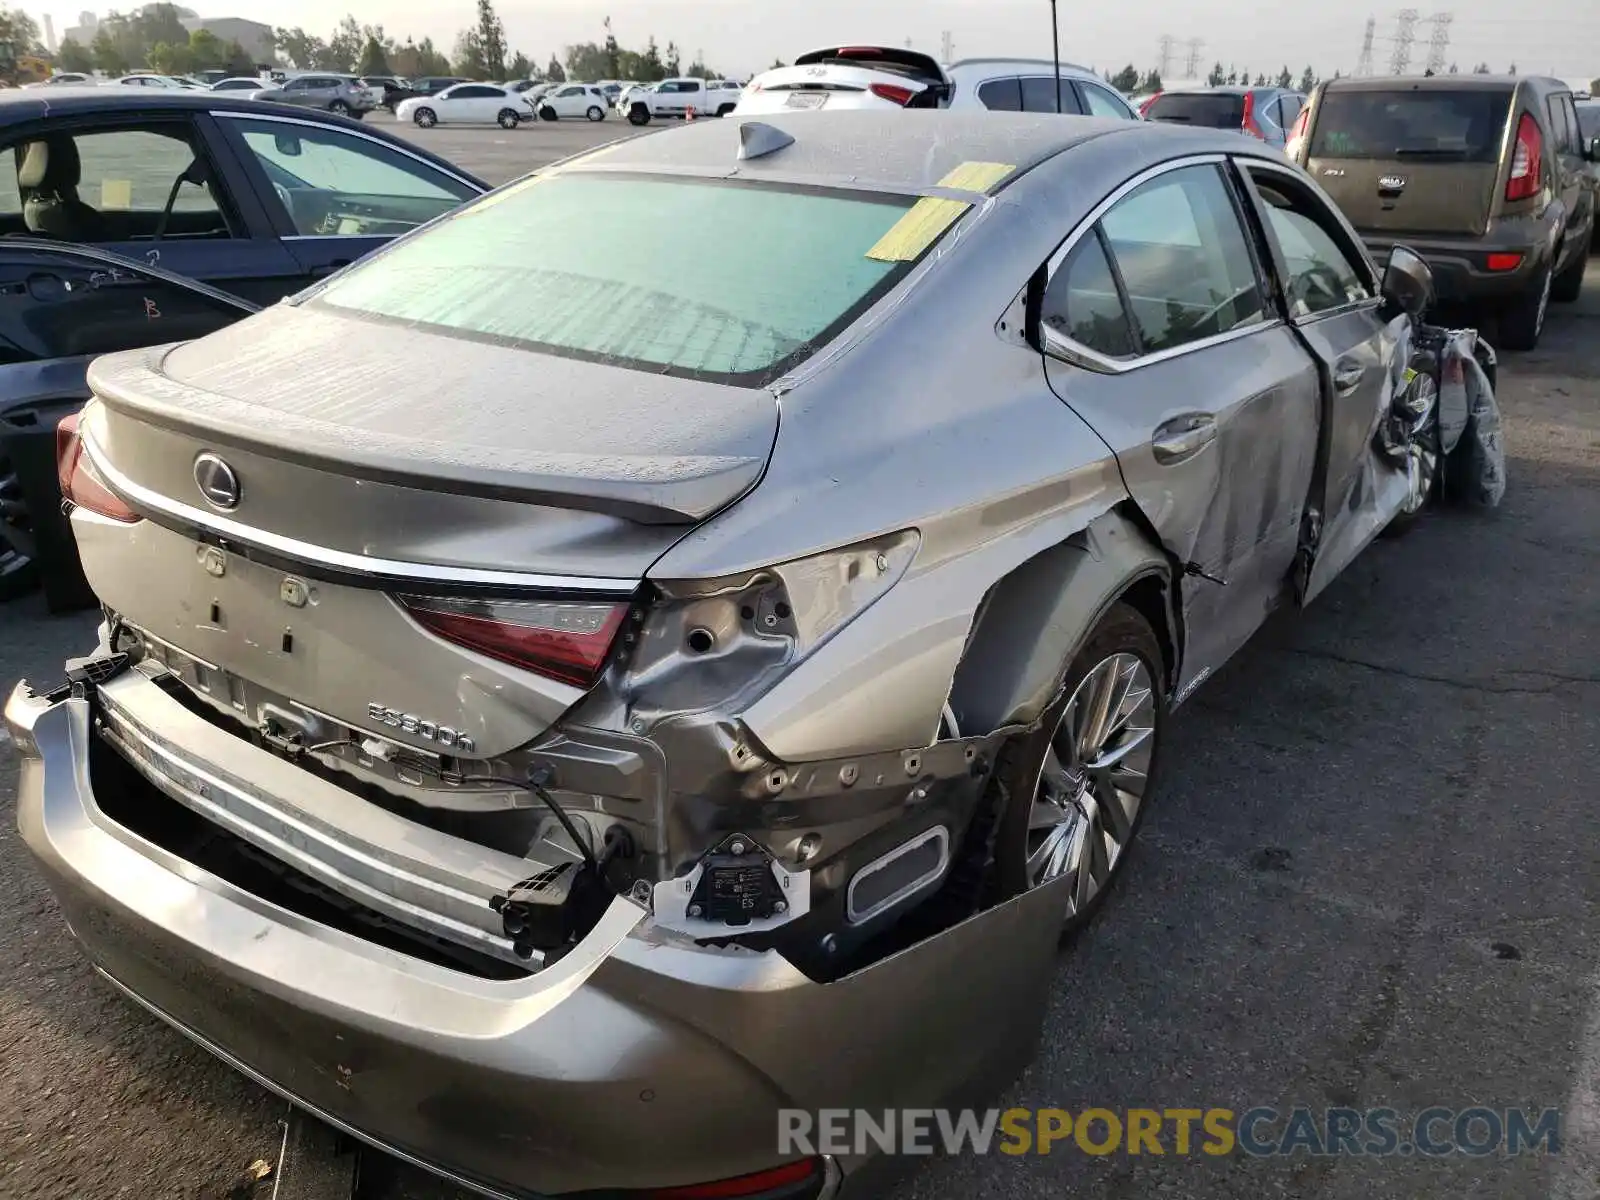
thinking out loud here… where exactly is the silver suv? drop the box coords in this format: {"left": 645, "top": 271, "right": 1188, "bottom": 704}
{"left": 252, "top": 73, "right": 380, "bottom": 118}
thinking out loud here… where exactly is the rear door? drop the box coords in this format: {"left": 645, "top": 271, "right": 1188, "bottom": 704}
{"left": 214, "top": 112, "right": 482, "bottom": 281}
{"left": 1546, "top": 90, "right": 1592, "bottom": 256}
{"left": 1304, "top": 85, "right": 1514, "bottom": 235}
{"left": 0, "top": 241, "right": 254, "bottom": 605}
{"left": 1038, "top": 157, "right": 1324, "bottom": 689}
{"left": 1233, "top": 156, "right": 1398, "bottom": 604}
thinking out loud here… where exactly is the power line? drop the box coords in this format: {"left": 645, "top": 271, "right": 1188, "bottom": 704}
{"left": 1388, "top": 8, "right": 1420, "bottom": 74}
{"left": 1356, "top": 15, "right": 1377, "bottom": 76}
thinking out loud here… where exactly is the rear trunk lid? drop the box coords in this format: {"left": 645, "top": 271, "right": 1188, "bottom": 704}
{"left": 742, "top": 46, "right": 947, "bottom": 112}
{"left": 1305, "top": 84, "right": 1513, "bottom": 236}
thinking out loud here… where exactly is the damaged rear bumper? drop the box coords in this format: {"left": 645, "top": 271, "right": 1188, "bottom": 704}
{"left": 6, "top": 675, "right": 1071, "bottom": 1198}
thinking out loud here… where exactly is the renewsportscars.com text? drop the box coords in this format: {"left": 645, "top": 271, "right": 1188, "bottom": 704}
{"left": 778, "top": 1107, "right": 1562, "bottom": 1158}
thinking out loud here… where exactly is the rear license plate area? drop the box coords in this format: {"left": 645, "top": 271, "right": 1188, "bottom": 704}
{"left": 785, "top": 92, "right": 827, "bottom": 109}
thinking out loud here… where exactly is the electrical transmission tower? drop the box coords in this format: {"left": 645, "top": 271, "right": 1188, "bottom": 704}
{"left": 1425, "top": 12, "right": 1452, "bottom": 73}
{"left": 1184, "top": 38, "right": 1204, "bottom": 78}
{"left": 1388, "top": 9, "right": 1419, "bottom": 75}
{"left": 1157, "top": 34, "right": 1177, "bottom": 79}
{"left": 1356, "top": 16, "right": 1376, "bottom": 76}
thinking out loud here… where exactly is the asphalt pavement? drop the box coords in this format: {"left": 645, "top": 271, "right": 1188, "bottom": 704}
{"left": 0, "top": 125, "right": 1596, "bottom": 1198}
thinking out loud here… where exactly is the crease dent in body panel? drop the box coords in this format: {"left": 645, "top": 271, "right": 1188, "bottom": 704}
{"left": 865, "top": 161, "right": 1016, "bottom": 262}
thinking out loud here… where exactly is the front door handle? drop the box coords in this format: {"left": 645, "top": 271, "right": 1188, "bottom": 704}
{"left": 1333, "top": 359, "right": 1366, "bottom": 394}
{"left": 1152, "top": 413, "right": 1217, "bottom": 465}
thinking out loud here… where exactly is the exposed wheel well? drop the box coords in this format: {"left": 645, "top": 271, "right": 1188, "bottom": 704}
{"left": 1118, "top": 572, "right": 1177, "bottom": 694}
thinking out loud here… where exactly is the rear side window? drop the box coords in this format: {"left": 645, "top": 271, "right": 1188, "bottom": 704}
{"left": 1080, "top": 81, "right": 1133, "bottom": 118}
{"left": 1040, "top": 233, "right": 1137, "bottom": 358}
{"left": 1546, "top": 95, "right": 1577, "bottom": 153}
{"left": 1145, "top": 92, "right": 1245, "bottom": 128}
{"left": 978, "top": 78, "right": 1021, "bottom": 111}
{"left": 316, "top": 175, "right": 935, "bottom": 384}
{"left": 1309, "top": 88, "right": 1511, "bottom": 161}
{"left": 1095, "top": 164, "right": 1265, "bottom": 354}
{"left": 1020, "top": 76, "right": 1083, "bottom": 113}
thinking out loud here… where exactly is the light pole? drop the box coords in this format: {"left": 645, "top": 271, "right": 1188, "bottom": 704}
{"left": 1050, "top": 0, "right": 1062, "bottom": 112}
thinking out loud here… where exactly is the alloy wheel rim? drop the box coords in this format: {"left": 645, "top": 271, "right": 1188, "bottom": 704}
{"left": 1026, "top": 651, "right": 1157, "bottom": 917}
{"left": 1400, "top": 376, "right": 1440, "bottom": 516}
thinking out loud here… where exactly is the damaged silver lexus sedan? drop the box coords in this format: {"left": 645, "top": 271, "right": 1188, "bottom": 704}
{"left": 9, "top": 112, "right": 1452, "bottom": 1197}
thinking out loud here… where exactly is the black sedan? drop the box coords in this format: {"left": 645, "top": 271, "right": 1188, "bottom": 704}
{"left": 0, "top": 86, "right": 488, "bottom": 305}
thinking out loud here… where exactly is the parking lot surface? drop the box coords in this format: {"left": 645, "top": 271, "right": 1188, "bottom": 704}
{"left": 388, "top": 115, "right": 650, "bottom": 183}
{"left": 1, "top": 123, "right": 1596, "bottom": 1199}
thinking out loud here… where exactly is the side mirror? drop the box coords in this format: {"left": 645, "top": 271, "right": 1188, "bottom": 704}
{"left": 1381, "top": 245, "right": 1434, "bottom": 319}
{"left": 1588, "top": 136, "right": 1600, "bottom": 163}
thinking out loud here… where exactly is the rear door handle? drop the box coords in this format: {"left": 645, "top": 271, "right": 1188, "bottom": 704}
{"left": 1333, "top": 359, "right": 1366, "bottom": 394}
{"left": 1152, "top": 414, "right": 1218, "bottom": 465}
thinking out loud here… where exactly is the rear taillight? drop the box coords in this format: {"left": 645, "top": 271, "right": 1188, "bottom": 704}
{"left": 1486, "top": 252, "right": 1524, "bottom": 271}
{"left": 56, "top": 412, "right": 139, "bottom": 523}
{"left": 1287, "top": 104, "right": 1309, "bottom": 143}
{"left": 869, "top": 82, "right": 915, "bottom": 106}
{"left": 1139, "top": 90, "right": 1161, "bottom": 117}
{"left": 397, "top": 594, "right": 630, "bottom": 688}
{"left": 642, "top": 1157, "right": 822, "bottom": 1199}
{"left": 1506, "top": 112, "right": 1542, "bottom": 201}
{"left": 1241, "top": 90, "right": 1265, "bottom": 139}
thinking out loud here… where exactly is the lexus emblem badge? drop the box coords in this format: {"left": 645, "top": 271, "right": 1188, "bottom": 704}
{"left": 193, "top": 452, "right": 241, "bottom": 511}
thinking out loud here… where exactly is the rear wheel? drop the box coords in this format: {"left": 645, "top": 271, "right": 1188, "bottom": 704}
{"left": 628, "top": 103, "right": 651, "bottom": 126}
{"left": 1497, "top": 262, "right": 1550, "bottom": 351}
{"left": 990, "top": 602, "right": 1166, "bottom": 931}
{"left": 1551, "top": 243, "right": 1587, "bottom": 303}
{"left": 1380, "top": 367, "right": 1441, "bottom": 538}
{"left": 586, "top": 104, "right": 605, "bottom": 121}
{"left": 329, "top": 99, "right": 350, "bottom": 116}
{"left": 539, "top": 105, "right": 558, "bottom": 122}
{"left": 716, "top": 103, "right": 735, "bottom": 117}
{"left": 497, "top": 108, "right": 520, "bottom": 129}
{"left": 413, "top": 107, "right": 437, "bottom": 128}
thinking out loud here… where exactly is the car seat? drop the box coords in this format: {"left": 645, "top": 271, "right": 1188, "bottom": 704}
{"left": 18, "top": 137, "right": 108, "bottom": 242}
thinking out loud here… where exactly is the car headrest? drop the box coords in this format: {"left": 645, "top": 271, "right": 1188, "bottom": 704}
{"left": 17, "top": 137, "right": 82, "bottom": 192}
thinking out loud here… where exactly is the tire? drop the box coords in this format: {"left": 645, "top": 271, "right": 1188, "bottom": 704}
{"left": 628, "top": 103, "right": 651, "bottom": 126}
{"left": 989, "top": 602, "right": 1166, "bottom": 932}
{"left": 716, "top": 103, "right": 735, "bottom": 117}
{"left": 329, "top": 100, "right": 350, "bottom": 116}
{"left": 586, "top": 105, "right": 605, "bottom": 122}
{"left": 413, "top": 107, "right": 436, "bottom": 128}
{"left": 1379, "top": 365, "right": 1442, "bottom": 539}
{"left": 1497, "top": 262, "right": 1550, "bottom": 351}
{"left": 497, "top": 108, "right": 520, "bottom": 129}
{"left": 539, "top": 106, "right": 558, "bottom": 122}
{"left": 1551, "top": 243, "right": 1586, "bottom": 303}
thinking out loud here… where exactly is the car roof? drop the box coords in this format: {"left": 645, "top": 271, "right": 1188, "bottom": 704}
{"left": 556, "top": 109, "right": 1145, "bottom": 194}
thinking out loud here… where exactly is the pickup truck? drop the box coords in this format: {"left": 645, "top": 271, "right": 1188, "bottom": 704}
{"left": 622, "top": 77, "right": 743, "bottom": 124}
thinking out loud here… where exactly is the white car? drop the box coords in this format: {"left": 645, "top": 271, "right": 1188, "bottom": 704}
{"left": 735, "top": 47, "right": 1141, "bottom": 121}
{"left": 113, "top": 74, "right": 205, "bottom": 90}
{"left": 209, "top": 76, "right": 268, "bottom": 93}
{"left": 535, "top": 83, "right": 610, "bottom": 121}
{"left": 396, "top": 82, "right": 536, "bottom": 129}
{"left": 621, "top": 77, "right": 742, "bottom": 124}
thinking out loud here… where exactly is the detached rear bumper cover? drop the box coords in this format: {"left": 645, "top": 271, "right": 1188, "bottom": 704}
{"left": 6, "top": 677, "right": 1069, "bottom": 1198}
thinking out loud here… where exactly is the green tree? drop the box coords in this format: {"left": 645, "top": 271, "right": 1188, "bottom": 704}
{"left": 146, "top": 40, "right": 193, "bottom": 74}
{"left": 57, "top": 36, "right": 94, "bottom": 72}
{"left": 665, "top": 40, "right": 680, "bottom": 75}
{"left": 685, "top": 56, "right": 714, "bottom": 80}
{"left": 602, "top": 18, "right": 619, "bottom": 78}
{"left": 1472, "top": 62, "right": 1490, "bottom": 73}
{"left": 1299, "top": 65, "right": 1315, "bottom": 91}
{"left": 1275, "top": 65, "right": 1292, "bottom": 87}
{"left": 357, "top": 35, "right": 390, "bottom": 76}
{"left": 640, "top": 35, "right": 664, "bottom": 82}
{"left": 770, "top": 58, "right": 785, "bottom": 70}
{"left": 222, "top": 38, "right": 254, "bottom": 74}
{"left": 545, "top": 54, "right": 565, "bottom": 82}
{"left": 1110, "top": 63, "right": 1139, "bottom": 91}
{"left": 91, "top": 27, "right": 129, "bottom": 73}
{"left": 475, "top": 0, "right": 506, "bottom": 79}
{"left": 1226, "top": 67, "right": 1238, "bottom": 85}
{"left": 453, "top": 29, "right": 486, "bottom": 78}
{"left": 274, "top": 27, "right": 326, "bottom": 70}
{"left": 186, "top": 28, "right": 225, "bottom": 71}
{"left": 131, "top": 3, "right": 186, "bottom": 57}
{"left": 0, "top": 7, "right": 43, "bottom": 55}
{"left": 563, "top": 41, "right": 608, "bottom": 80}
{"left": 1237, "top": 66, "right": 1249, "bottom": 84}
{"left": 1507, "top": 62, "right": 1516, "bottom": 74}
{"left": 325, "top": 16, "right": 363, "bottom": 71}
{"left": 506, "top": 50, "right": 532, "bottom": 79}
{"left": 1207, "top": 60, "right": 1226, "bottom": 86}
{"left": 1139, "top": 68, "right": 1161, "bottom": 92}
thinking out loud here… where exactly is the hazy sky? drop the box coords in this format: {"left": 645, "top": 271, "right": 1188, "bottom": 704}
{"left": 38, "top": 0, "right": 1600, "bottom": 81}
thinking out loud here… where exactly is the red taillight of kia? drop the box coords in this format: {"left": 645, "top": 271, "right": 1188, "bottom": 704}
{"left": 1139, "top": 90, "right": 1161, "bottom": 117}
{"left": 869, "top": 82, "right": 915, "bottom": 106}
{"left": 642, "top": 1157, "right": 822, "bottom": 1199}
{"left": 57, "top": 412, "right": 139, "bottom": 524}
{"left": 1506, "top": 112, "right": 1542, "bottom": 201}
{"left": 397, "top": 594, "right": 630, "bottom": 688}
{"left": 1241, "top": 90, "right": 1266, "bottom": 139}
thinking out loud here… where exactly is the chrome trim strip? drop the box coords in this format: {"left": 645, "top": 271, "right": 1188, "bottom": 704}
{"left": 93, "top": 969, "right": 522, "bottom": 1200}
{"left": 1037, "top": 153, "right": 1287, "bottom": 374}
{"left": 80, "top": 430, "right": 639, "bottom": 596}
{"left": 208, "top": 108, "right": 483, "bottom": 190}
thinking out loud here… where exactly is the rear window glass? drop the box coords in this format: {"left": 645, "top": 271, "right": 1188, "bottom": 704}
{"left": 1145, "top": 93, "right": 1245, "bottom": 128}
{"left": 1310, "top": 89, "right": 1511, "bottom": 161}
{"left": 1578, "top": 103, "right": 1600, "bottom": 142}
{"left": 314, "top": 174, "right": 929, "bottom": 385}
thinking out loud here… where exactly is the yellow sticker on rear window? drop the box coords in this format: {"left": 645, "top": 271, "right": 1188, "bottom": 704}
{"left": 937, "top": 161, "right": 1016, "bottom": 193}
{"left": 864, "top": 160, "right": 1017, "bottom": 263}
{"left": 100, "top": 179, "right": 132, "bottom": 209}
